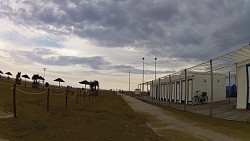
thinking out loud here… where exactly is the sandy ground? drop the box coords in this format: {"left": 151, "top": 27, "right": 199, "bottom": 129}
{"left": 0, "top": 109, "right": 12, "bottom": 119}
{"left": 0, "top": 109, "right": 12, "bottom": 141}
{"left": 122, "top": 95, "right": 241, "bottom": 141}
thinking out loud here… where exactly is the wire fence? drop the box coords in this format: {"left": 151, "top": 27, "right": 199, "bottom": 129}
{"left": 135, "top": 43, "right": 250, "bottom": 122}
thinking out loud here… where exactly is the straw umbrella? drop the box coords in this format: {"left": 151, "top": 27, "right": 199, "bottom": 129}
{"left": 54, "top": 78, "right": 65, "bottom": 92}
{"left": 79, "top": 80, "right": 90, "bottom": 99}
{"left": 22, "top": 74, "right": 30, "bottom": 87}
{"left": 79, "top": 80, "right": 89, "bottom": 90}
{"left": 5, "top": 72, "right": 12, "bottom": 77}
{"left": 5, "top": 72, "right": 12, "bottom": 81}
{"left": 0, "top": 70, "right": 3, "bottom": 78}
{"left": 79, "top": 80, "right": 89, "bottom": 101}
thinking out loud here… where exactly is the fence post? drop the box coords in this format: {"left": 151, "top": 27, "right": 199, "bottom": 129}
{"left": 210, "top": 59, "right": 214, "bottom": 117}
{"left": 13, "top": 84, "right": 16, "bottom": 117}
{"left": 47, "top": 88, "right": 50, "bottom": 112}
{"left": 66, "top": 91, "right": 68, "bottom": 107}
{"left": 77, "top": 90, "right": 79, "bottom": 104}
{"left": 89, "top": 90, "right": 91, "bottom": 100}
{"left": 84, "top": 89, "right": 86, "bottom": 102}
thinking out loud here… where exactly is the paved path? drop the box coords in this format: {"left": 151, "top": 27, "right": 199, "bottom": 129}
{"left": 122, "top": 95, "right": 241, "bottom": 141}
{"left": 140, "top": 96, "right": 250, "bottom": 122}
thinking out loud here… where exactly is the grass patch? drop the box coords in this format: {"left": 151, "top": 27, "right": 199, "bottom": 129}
{"left": 0, "top": 82, "right": 158, "bottom": 141}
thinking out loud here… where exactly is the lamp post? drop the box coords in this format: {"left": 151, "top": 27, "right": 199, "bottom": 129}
{"left": 142, "top": 58, "right": 144, "bottom": 92}
{"left": 155, "top": 58, "right": 157, "bottom": 80}
{"left": 43, "top": 68, "right": 47, "bottom": 84}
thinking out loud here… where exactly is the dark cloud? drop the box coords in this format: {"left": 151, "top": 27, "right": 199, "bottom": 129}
{"left": 110, "top": 64, "right": 175, "bottom": 74}
{"left": 11, "top": 48, "right": 110, "bottom": 70}
{"left": 1, "top": 0, "right": 250, "bottom": 61}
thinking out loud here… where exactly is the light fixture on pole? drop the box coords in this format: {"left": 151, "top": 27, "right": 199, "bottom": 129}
{"left": 142, "top": 57, "right": 144, "bottom": 92}
{"left": 155, "top": 58, "right": 157, "bottom": 80}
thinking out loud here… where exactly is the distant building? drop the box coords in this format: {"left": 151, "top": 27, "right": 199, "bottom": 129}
{"left": 150, "top": 72, "right": 226, "bottom": 104}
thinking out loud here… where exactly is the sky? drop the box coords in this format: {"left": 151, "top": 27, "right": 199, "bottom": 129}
{"left": 0, "top": 0, "right": 249, "bottom": 90}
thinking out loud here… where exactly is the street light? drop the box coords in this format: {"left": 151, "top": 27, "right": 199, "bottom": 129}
{"left": 142, "top": 57, "right": 144, "bottom": 92}
{"left": 43, "top": 68, "right": 47, "bottom": 84}
{"left": 155, "top": 58, "right": 157, "bottom": 80}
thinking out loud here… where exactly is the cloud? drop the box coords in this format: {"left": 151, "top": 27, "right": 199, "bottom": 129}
{"left": 1, "top": 0, "right": 250, "bottom": 90}
{"left": 10, "top": 48, "right": 110, "bottom": 69}
{"left": 1, "top": 0, "right": 249, "bottom": 63}
{"left": 110, "top": 64, "right": 175, "bottom": 74}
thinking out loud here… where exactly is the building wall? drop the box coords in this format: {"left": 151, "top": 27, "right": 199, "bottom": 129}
{"left": 193, "top": 74, "right": 226, "bottom": 103}
{"left": 236, "top": 59, "right": 250, "bottom": 109}
{"left": 149, "top": 73, "right": 226, "bottom": 104}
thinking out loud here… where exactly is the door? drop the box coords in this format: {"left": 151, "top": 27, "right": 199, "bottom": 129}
{"left": 188, "top": 79, "right": 193, "bottom": 103}
{"left": 176, "top": 82, "right": 180, "bottom": 103}
{"left": 246, "top": 64, "right": 250, "bottom": 109}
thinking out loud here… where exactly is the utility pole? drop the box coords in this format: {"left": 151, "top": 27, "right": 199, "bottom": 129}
{"left": 43, "top": 68, "right": 47, "bottom": 84}
{"left": 142, "top": 58, "right": 144, "bottom": 92}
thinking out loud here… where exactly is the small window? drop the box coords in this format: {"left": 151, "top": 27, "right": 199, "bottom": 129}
{"left": 217, "top": 79, "right": 220, "bottom": 82}
{"left": 204, "top": 79, "right": 206, "bottom": 83}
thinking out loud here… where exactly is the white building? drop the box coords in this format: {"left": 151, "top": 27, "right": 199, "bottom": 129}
{"left": 150, "top": 73, "right": 226, "bottom": 104}
{"left": 236, "top": 59, "right": 250, "bottom": 109}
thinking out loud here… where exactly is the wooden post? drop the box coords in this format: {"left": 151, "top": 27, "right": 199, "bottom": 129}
{"left": 228, "top": 72, "right": 231, "bottom": 103}
{"left": 210, "top": 60, "right": 214, "bottom": 117}
{"left": 47, "top": 88, "right": 50, "bottom": 112}
{"left": 89, "top": 90, "right": 91, "bottom": 100}
{"left": 76, "top": 89, "right": 80, "bottom": 104}
{"left": 13, "top": 84, "right": 16, "bottom": 117}
{"left": 184, "top": 69, "right": 187, "bottom": 111}
{"left": 84, "top": 88, "right": 86, "bottom": 102}
{"left": 66, "top": 91, "right": 68, "bottom": 107}
{"left": 169, "top": 75, "right": 171, "bottom": 107}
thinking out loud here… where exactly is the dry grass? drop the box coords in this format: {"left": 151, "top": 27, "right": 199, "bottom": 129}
{"left": 0, "top": 80, "right": 158, "bottom": 141}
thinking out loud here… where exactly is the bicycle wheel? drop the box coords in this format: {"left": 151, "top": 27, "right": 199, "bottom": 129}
{"left": 203, "top": 96, "right": 208, "bottom": 104}
{"left": 192, "top": 96, "right": 199, "bottom": 105}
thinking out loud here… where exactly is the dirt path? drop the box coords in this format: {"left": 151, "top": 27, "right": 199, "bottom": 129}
{"left": 122, "top": 95, "right": 241, "bottom": 141}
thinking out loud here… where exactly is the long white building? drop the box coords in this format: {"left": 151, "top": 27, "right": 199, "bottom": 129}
{"left": 150, "top": 73, "right": 226, "bottom": 104}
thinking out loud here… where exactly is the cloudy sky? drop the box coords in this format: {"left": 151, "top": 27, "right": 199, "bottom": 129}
{"left": 0, "top": 0, "right": 249, "bottom": 90}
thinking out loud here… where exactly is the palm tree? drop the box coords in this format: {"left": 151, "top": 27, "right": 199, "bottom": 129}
{"left": 89, "top": 80, "right": 99, "bottom": 97}
{"left": 93, "top": 80, "right": 99, "bottom": 91}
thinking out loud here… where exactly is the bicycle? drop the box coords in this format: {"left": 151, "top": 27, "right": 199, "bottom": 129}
{"left": 191, "top": 90, "right": 208, "bottom": 105}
